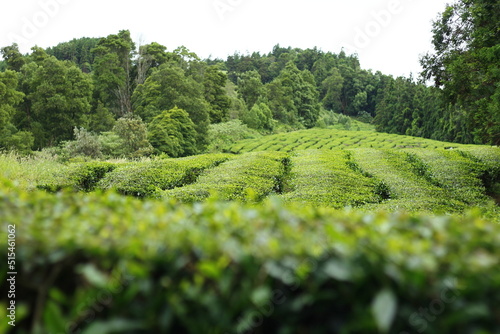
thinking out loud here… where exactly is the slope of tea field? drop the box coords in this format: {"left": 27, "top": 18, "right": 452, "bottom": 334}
{"left": 228, "top": 128, "right": 466, "bottom": 153}
{"left": 12, "top": 127, "right": 499, "bottom": 216}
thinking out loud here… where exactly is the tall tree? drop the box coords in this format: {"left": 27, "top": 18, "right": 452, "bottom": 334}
{"left": 132, "top": 62, "right": 210, "bottom": 151}
{"left": 0, "top": 71, "right": 23, "bottom": 130}
{"left": 267, "top": 61, "right": 320, "bottom": 128}
{"left": 295, "top": 47, "right": 323, "bottom": 72}
{"left": 148, "top": 107, "right": 198, "bottom": 157}
{"left": 203, "top": 65, "right": 231, "bottom": 123}
{"left": 321, "top": 68, "right": 344, "bottom": 112}
{"left": 46, "top": 37, "right": 100, "bottom": 72}
{"left": 92, "top": 30, "right": 135, "bottom": 116}
{"left": 266, "top": 78, "right": 297, "bottom": 125}
{"left": 18, "top": 49, "right": 93, "bottom": 148}
{"left": 1, "top": 44, "right": 26, "bottom": 72}
{"left": 421, "top": 0, "right": 500, "bottom": 145}
{"left": 135, "top": 42, "right": 168, "bottom": 85}
{"left": 0, "top": 70, "right": 33, "bottom": 152}
{"left": 237, "top": 70, "right": 264, "bottom": 110}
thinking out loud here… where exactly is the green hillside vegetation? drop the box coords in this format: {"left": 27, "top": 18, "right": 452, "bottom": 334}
{"left": 6, "top": 128, "right": 499, "bottom": 217}
{"left": 228, "top": 128, "right": 466, "bottom": 154}
{"left": 2, "top": 94, "right": 500, "bottom": 334}
{"left": 280, "top": 149, "right": 381, "bottom": 208}
{"left": 164, "top": 151, "right": 290, "bottom": 202}
{"left": 1, "top": 0, "right": 499, "bottom": 157}
{"left": 1, "top": 0, "right": 499, "bottom": 332}
{"left": 1, "top": 178, "right": 500, "bottom": 333}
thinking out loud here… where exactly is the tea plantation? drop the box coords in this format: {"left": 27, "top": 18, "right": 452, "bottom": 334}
{"left": 227, "top": 128, "right": 467, "bottom": 153}
{"left": 1, "top": 128, "right": 500, "bottom": 333}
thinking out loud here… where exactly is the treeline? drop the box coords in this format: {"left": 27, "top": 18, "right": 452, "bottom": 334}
{"left": 0, "top": 0, "right": 498, "bottom": 156}
{"left": 0, "top": 31, "right": 232, "bottom": 157}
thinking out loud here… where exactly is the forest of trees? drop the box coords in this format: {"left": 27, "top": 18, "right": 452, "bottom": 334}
{"left": 0, "top": 0, "right": 498, "bottom": 158}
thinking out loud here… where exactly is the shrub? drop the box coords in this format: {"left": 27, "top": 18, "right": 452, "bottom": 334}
{"left": 206, "top": 120, "right": 260, "bottom": 153}
{"left": 98, "top": 131, "right": 127, "bottom": 158}
{"left": 64, "top": 127, "right": 103, "bottom": 159}
{"left": 98, "top": 154, "right": 233, "bottom": 198}
{"left": 112, "top": 115, "right": 153, "bottom": 158}
{"left": 37, "top": 161, "right": 116, "bottom": 192}
{"left": 356, "top": 110, "right": 374, "bottom": 124}
{"left": 240, "top": 101, "right": 275, "bottom": 131}
{"left": 148, "top": 107, "right": 198, "bottom": 157}
{"left": 2, "top": 183, "right": 500, "bottom": 334}
{"left": 315, "top": 109, "right": 339, "bottom": 128}
{"left": 337, "top": 114, "right": 352, "bottom": 130}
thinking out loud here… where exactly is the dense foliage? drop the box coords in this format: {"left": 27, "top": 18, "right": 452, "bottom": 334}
{"left": 46, "top": 37, "right": 100, "bottom": 73}
{"left": 147, "top": 107, "right": 198, "bottom": 157}
{"left": 1, "top": 179, "right": 499, "bottom": 334}
{"left": 421, "top": 0, "right": 500, "bottom": 145}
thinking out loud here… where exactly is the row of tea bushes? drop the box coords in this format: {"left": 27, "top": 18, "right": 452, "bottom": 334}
{"left": 28, "top": 146, "right": 500, "bottom": 214}
{"left": 460, "top": 146, "right": 500, "bottom": 192}
{"left": 229, "top": 129, "right": 466, "bottom": 153}
{"left": 37, "top": 154, "right": 233, "bottom": 198}
{"left": 163, "top": 151, "right": 291, "bottom": 202}
{"left": 97, "top": 154, "right": 233, "bottom": 198}
{"left": 280, "top": 150, "right": 381, "bottom": 207}
{"left": 1, "top": 182, "right": 499, "bottom": 333}
{"left": 37, "top": 161, "right": 117, "bottom": 193}
{"left": 404, "top": 149, "right": 490, "bottom": 206}
{"left": 349, "top": 149, "right": 465, "bottom": 212}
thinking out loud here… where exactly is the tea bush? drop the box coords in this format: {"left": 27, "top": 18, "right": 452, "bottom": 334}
{"left": 281, "top": 150, "right": 381, "bottom": 207}
{"left": 164, "top": 151, "right": 290, "bottom": 202}
{"left": 1, "top": 183, "right": 499, "bottom": 334}
{"left": 349, "top": 149, "right": 463, "bottom": 212}
{"left": 98, "top": 154, "right": 233, "bottom": 198}
{"left": 36, "top": 161, "right": 116, "bottom": 192}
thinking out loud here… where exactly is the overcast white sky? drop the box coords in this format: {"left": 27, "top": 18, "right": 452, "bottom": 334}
{"left": 1, "top": 0, "right": 450, "bottom": 77}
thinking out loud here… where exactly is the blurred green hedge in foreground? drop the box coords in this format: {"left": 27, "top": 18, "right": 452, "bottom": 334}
{"left": 0, "top": 181, "right": 499, "bottom": 334}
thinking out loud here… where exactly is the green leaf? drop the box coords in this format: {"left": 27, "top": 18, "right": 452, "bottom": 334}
{"left": 371, "top": 288, "right": 397, "bottom": 333}
{"left": 43, "top": 301, "right": 66, "bottom": 333}
{"left": 324, "top": 259, "right": 352, "bottom": 281}
{"left": 198, "top": 260, "right": 221, "bottom": 280}
{"left": 251, "top": 286, "right": 271, "bottom": 307}
{"left": 78, "top": 264, "right": 109, "bottom": 288}
{"left": 49, "top": 288, "right": 68, "bottom": 304}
